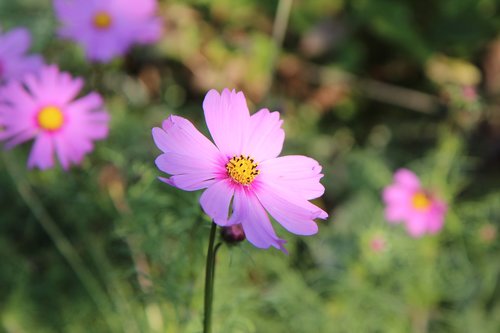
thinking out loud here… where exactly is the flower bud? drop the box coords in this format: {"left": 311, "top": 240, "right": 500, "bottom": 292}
{"left": 220, "top": 224, "right": 245, "bottom": 245}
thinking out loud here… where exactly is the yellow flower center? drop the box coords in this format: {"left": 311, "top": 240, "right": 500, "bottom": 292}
{"left": 93, "top": 11, "right": 113, "bottom": 30}
{"left": 37, "top": 106, "right": 64, "bottom": 131}
{"left": 411, "top": 192, "right": 431, "bottom": 211}
{"left": 226, "top": 155, "right": 259, "bottom": 185}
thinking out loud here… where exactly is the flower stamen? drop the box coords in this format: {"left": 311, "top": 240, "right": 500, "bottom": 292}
{"left": 93, "top": 11, "right": 113, "bottom": 30}
{"left": 411, "top": 192, "right": 431, "bottom": 211}
{"left": 37, "top": 106, "right": 64, "bottom": 131}
{"left": 226, "top": 155, "right": 259, "bottom": 185}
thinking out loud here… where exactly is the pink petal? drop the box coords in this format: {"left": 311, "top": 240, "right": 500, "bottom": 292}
{"left": 393, "top": 168, "right": 421, "bottom": 190}
{"left": 259, "top": 155, "right": 325, "bottom": 200}
{"left": 254, "top": 180, "right": 325, "bottom": 236}
{"left": 202, "top": 89, "right": 250, "bottom": 157}
{"left": 116, "top": 0, "right": 157, "bottom": 16}
{"left": 406, "top": 214, "right": 428, "bottom": 238}
{"left": 152, "top": 115, "right": 220, "bottom": 162}
{"left": 200, "top": 179, "right": 235, "bottom": 226}
{"left": 154, "top": 152, "right": 224, "bottom": 192}
{"left": 155, "top": 152, "right": 221, "bottom": 176}
{"left": 54, "top": 135, "right": 74, "bottom": 170}
{"left": 167, "top": 173, "right": 217, "bottom": 191}
{"left": 382, "top": 185, "right": 412, "bottom": 204}
{"left": 0, "top": 28, "right": 30, "bottom": 55}
{"left": 27, "top": 134, "right": 54, "bottom": 170}
{"left": 245, "top": 108, "right": 284, "bottom": 162}
{"left": 230, "top": 187, "right": 287, "bottom": 252}
{"left": 135, "top": 18, "right": 162, "bottom": 44}
{"left": 384, "top": 205, "right": 407, "bottom": 224}
{"left": 427, "top": 200, "right": 447, "bottom": 234}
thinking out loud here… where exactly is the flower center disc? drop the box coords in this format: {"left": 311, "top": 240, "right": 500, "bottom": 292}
{"left": 93, "top": 11, "right": 113, "bottom": 30}
{"left": 226, "top": 155, "right": 259, "bottom": 185}
{"left": 37, "top": 106, "right": 64, "bottom": 131}
{"left": 411, "top": 192, "right": 431, "bottom": 211}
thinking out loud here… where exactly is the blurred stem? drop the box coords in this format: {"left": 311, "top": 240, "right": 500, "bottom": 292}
{"left": 1, "top": 152, "right": 115, "bottom": 331}
{"left": 203, "top": 222, "right": 221, "bottom": 333}
{"left": 272, "top": 0, "right": 293, "bottom": 52}
{"left": 265, "top": 0, "right": 293, "bottom": 95}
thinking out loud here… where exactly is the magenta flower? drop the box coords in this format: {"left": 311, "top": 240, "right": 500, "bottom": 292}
{"left": 152, "top": 89, "right": 328, "bottom": 252}
{"left": 382, "top": 168, "right": 447, "bottom": 237}
{"left": 54, "top": 0, "right": 162, "bottom": 63}
{"left": 0, "top": 27, "right": 43, "bottom": 83}
{"left": 0, "top": 65, "right": 109, "bottom": 170}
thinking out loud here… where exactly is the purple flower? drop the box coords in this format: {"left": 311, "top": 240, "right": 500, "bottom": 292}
{"left": 383, "top": 169, "right": 447, "bottom": 237}
{"left": 0, "top": 65, "right": 109, "bottom": 170}
{"left": 54, "top": 0, "right": 162, "bottom": 63}
{"left": 152, "top": 89, "right": 328, "bottom": 252}
{"left": 0, "top": 27, "right": 43, "bottom": 83}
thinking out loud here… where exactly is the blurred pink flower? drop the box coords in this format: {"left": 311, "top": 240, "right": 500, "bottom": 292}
{"left": 152, "top": 89, "right": 328, "bottom": 252}
{"left": 0, "top": 65, "right": 109, "bottom": 170}
{"left": 370, "top": 235, "right": 386, "bottom": 253}
{"left": 54, "top": 0, "right": 162, "bottom": 63}
{"left": 0, "top": 27, "right": 43, "bottom": 83}
{"left": 382, "top": 169, "right": 447, "bottom": 237}
{"left": 462, "top": 85, "right": 478, "bottom": 101}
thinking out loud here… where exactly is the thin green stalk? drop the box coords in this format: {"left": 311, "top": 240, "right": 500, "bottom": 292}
{"left": 203, "top": 222, "right": 220, "bottom": 333}
{"left": 264, "top": 0, "right": 294, "bottom": 95}
{"left": 2, "top": 152, "right": 115, "bottom": 331}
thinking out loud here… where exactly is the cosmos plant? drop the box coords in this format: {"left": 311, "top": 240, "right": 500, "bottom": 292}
{"left": 0, "top": 65, "right": 109, "bottom": 170}
{"left": 383, "top": 168, "right": 447, "bottom": 237}
{"left": 54, "top": 0, "right": 162, "bottom": 62}
{"left": 152, "top": 88, "right": 328, "bottom": 252}
{"left": 0, "top": 27, "right": 43, "bottom": 83}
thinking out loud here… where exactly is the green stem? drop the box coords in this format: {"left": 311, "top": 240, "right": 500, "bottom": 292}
{"left": 203, "top": 222, "right": 220, "bottom": 333}
{"left": 1, "top": 152, "right": 114, "bottom": 331}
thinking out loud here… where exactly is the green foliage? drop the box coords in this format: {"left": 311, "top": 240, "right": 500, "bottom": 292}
{"left": 1, "top": 0, "right": 499, "bottom": 332}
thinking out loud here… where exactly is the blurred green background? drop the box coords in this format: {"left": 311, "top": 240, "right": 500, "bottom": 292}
{"left": 1, "top": 0, "right": 500, "bottom": 332}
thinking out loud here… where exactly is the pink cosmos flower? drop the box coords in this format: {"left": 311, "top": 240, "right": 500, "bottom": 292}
{"left": 0, "top": 65, "right": 109, "bottom": 170}
{"left": 152, "top": 89, "right": 328, "bottom": 252}
{"left": 382, "top": 168, "right": 447, "bottom": 237}
{"left": 54, "top": 0, "right": 162, "bottom": 63}
{"left": 0, "top": 27, "right": 43, "bottom": 83}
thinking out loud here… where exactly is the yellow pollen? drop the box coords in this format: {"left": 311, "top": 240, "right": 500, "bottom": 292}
{"left": 412, "top": 192, "right": 431, "bottom": 211}
{"left": 37, "top": 106, "right": 64, "bottom": 131}
{"left": 226, "top": 155, "right": 259, "bottom": 185}
{"left": 93, "top": 11, "right": 113, "bottom": 29}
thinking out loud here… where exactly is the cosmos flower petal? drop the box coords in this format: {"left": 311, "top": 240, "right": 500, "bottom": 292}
{"left": 54, "top": 0, "right": 161, "bottom": 63}
{"left": 383, "top": 169, "right": 447, "bottom": 237}
{"left": 245, "top": 108, "right": 284, "bottom": 161}
{"left": 384, "top": 204, "right": 407, "bottom": 223}
{"left": 255, "top": 181, "right": 323, "bottom": 236}
{"left": 135, "top": 18, "right": 163, "bottom": 43}
{"left": 4, "top": 128, "right": 37, "bottom": 149}
{"left": 427, "top": 201, "right": 447, "bottom": 233}
{"left": 259, "top": 155, "right": 325, "bottom": 200}
{"left": 28, "top": 134, "right": 55, "bottom": 170}
{"left": 393, "top": 168, "right": 421, "bottom": 190}
{"left": 406, "top": 214, "right": 428, "bottom": 238}
{"left": 0, "top": 27, "right": 43, "bottom": 82}
{"left": 0, "top": 65, "right": 109, "bottom": 170}
{"left": 200, "top": 179, "right": 235, "bottom": 226}
{"left": 152, "top": 115, "right": 220, "bottom": 162}
{"left": 167, "top": 174, "right": 217, "bottom": 191}
{"left": 153, "top": 88, "right": 327, "bottom": 253}
{"left": 0, "top": 28, "right": 30, "bottom": 55}
{"left": 203, "top": 88, "right": 250, "bottom": 156}
{"left": 155, "top": 152, "right": 220, "bottom": 177}
{"left": 54, "top": 135, "right": 72, "bottom": 170}
{"left": 382, "top": 185, "right": 414, "bottom": 208}
{"left": 231, "top": 188, "right": 287, "bottom": 252}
